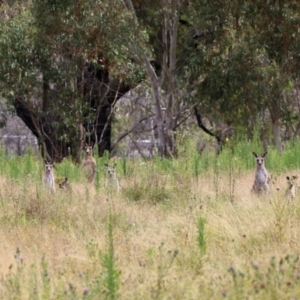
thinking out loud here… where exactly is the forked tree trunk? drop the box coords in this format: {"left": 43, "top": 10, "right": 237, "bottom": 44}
{"left": 271, "top": 117, "right": 283, "bottom": 154}
{"left": 144, "top": 59, "right": 169, "bottom": 157}
{"left": 124, "top": 0, "right": 181, "bottom": 158}
{"left": 268, "top": 92, "right": 283, "bottom": 154}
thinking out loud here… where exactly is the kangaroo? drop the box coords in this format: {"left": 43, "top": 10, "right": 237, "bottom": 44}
{"left": 57, "top": 177, "right": 70, "bottom": 191}
{"left": 104, "top": 163, "right": 120, "bottom": 193}
{"left": 251, "top": 152, "right": 270, "bottom": 194}
{"left": 43, "top": 161, "right": 55, "bottom": 192}
{"left": 81, "top": 143, "right": 97, "bottom": 183}
{"left": 285, "top": 175, "right": 297, "bottom": 200}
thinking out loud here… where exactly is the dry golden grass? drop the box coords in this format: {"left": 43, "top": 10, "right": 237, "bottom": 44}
{"left": 1, "top": 167, "right": 300, "bottom": 299}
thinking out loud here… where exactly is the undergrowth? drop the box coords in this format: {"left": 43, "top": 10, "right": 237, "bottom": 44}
{"left": 0, "top": 138, "right": 299, "bottom": 299}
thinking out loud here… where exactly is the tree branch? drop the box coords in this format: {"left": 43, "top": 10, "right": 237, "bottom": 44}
{"left": 194, "top": 107, "right": 222, "bottom": 144}
{"left": 173, "top": 106, "right": 195, "bottom": 130}
{"left": 110, "top": 116, "right": 150, "bottom": 151}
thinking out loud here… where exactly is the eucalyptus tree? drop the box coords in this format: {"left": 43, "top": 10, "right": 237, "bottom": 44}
{"left": 0, "top": 0, "right": 144, "bottom": 161}
{"left": 246, "top": 0, "right": 300, "bottom": 151}
{"left": 180, "top": 0, "right": 300, "bottom": 151}
{"left": 121, "top": 0, "right": 195, "bottom": 157}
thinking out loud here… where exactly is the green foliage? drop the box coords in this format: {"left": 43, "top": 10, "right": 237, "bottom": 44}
{"left": 55, "top": 157, "right": 81, "bottom": 181}
{"left": 1, "top": 0, "right": 300, "bottom": 158}
{"left": 0, "top": 7, "right": 36, "bottom": 98}
{"left": 178, "top": 0, "right": 300, "bottom": 147}
{"left": 0, "top": 0, "right": 147, "bottom": 161}
{"left": 0, "top": 0, "right": 300, "bottom": 160}
{"left": 279, "top": 141, "right": 300, "bottom": 171}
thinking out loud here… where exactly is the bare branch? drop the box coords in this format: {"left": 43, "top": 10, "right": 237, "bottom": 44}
{"left": 128, "top": 134, "right": 149, "bottom": 161}
{"left": 194, "top": 107, "right": 222, "bottom": 144}
{"left": 173, "top": 105, "right": 195, "bottom": 130}
{"left": 111, "top": 116, "right": 150, "bottom": 151}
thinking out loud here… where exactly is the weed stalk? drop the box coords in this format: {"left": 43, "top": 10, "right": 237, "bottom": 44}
{"left": 101, "top": 204, "right": 120, "bottom": 300}
{"left": 197, "top": 217, "right": 207, "bottom": 255}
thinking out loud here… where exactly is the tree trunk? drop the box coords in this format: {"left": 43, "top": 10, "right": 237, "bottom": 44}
{"left": 124, "top": 0, "right": 181, "bottom": 158}
{"left": 144, "top": 58, "right": 168, "bottom": 157}
{"left": 164, "top": 0, "right": 179, "bottom": 157}
{"left": 272, "top": 117, "right": 283, "bottom": 154}
{"left": 14, "top": 63, "right": 129, "bottom": 162}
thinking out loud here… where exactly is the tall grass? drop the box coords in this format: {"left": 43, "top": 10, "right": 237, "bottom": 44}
{"left": 0, "top": 136, "right": 300, "bottom": 299}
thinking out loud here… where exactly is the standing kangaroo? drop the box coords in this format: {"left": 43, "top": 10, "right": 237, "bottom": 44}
{"left": 81, "top": 143, "right": 97, "bottom": 183}
{"left": 285, "top": 175, "right": 297, "bottom": 200}
{"left": 251, "top": 152, "right": 270, "bottom": 194}
{"left": 105, "top": 163, "right": 120, "bottom": 193}
{"left": 43, "top": 161, "right": 55, "bottom": 193}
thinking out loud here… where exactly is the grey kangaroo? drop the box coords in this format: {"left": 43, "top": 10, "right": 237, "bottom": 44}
{"left": 104, "top": 163, "right": 120, "bottom": 193}
{"left": 251, "top": 152, "right": 270, "bottom": 194}
{"left": 285, "top": 175, "right": 297, "bottom": 200}
{"left": 43, "top": 161, "right": 55, "bottom": 193}
{"left": 81, "top": 143, "right": 97, "bottom": 183}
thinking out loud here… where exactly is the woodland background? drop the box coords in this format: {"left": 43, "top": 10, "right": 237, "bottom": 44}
{"left": 1, "top": 0, "right": 300, "bottom": 160}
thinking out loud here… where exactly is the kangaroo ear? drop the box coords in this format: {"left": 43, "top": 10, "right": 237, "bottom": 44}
{"left": 252, "top": 152, "right": 258, "bottom": 158}
{"left": 104, "top": 163, "right": 108, "bottom": 167}
{"left": 262, "top": 151, "right": 268, "bottom": 157}
{"left": 286, "top": 176, "right": 290, "bottom": 180}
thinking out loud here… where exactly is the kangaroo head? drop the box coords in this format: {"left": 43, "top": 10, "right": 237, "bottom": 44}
{"left": 286, "top": 175, "right": 297, "bottom": 188}
{"left": 84, "top": 143, "right": 93, "bottom": 155}
{"left": 252, "top": 152, "right": 268, "bottom": 166}
{"left": 104, "top": 163, "right": 117, "bottom": 178}
{"left": 44, "top": 161, "right": 54, "bottom": 173}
